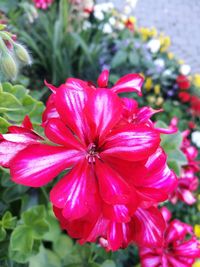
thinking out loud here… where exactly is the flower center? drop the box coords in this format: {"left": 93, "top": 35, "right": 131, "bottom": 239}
{"left": 86, "top": 143, "right": 99, "bottom": 163}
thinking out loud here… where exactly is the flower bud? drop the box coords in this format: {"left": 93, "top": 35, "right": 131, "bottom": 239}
{"left": 14, "top": 43, "right": 32, "bottom": 65}
{"left": 1, "top": 52, "right": 18, "bottom": 80}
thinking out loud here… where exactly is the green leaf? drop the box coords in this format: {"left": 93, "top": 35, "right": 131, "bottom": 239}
{"left": 9, "top": 225, "right": 34, "bottom": 263}
{"left": 22, "top": 206, "right": 49, "bottom": 239}
{"left": 0, "top": 117, "right": 10, "bottom": 133}
{"left": 156, "top": 121, "right": 183, "bottom": 151}
{"left": 168, "top": 160, "right": 181, "bottom": 176}
{"left": 0, "top": 226, "right": 6, "bottom": 241}
{"left": 167, "top": 149, "right": 187, "bottom": 165}
{"left": 101, "top": 260, "right": 116, "bottom": 267}
{"left": 111, "top": 50, "right": 127, "bottom": 68}
{"left": 29, "top": 245, "right": 61, "bottom": 267}
{"left": 0, "top": 91, "right": 22, "bottom": 113}
{"left": 2, "top": 211, "right": 17, "bottom": 229}
{"left": 53, "top": 235, "right": 73, "bottom": 259}
{"left": 129, "top": 51, "right": 140, "bottom": 66}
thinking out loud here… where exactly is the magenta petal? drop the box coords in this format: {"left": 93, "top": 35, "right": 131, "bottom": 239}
{"left": 55, "top": 82, "right": 92, "bottom": 142}
{"left": 132, "top": 207, "right": 166, "bottom": 247}
{"left": 102, "top": 125, "right": 160, "bottom": 161}
{"left": 136, "top": 107, "right": 162, "bottom": 124}
{"left": 50, "top": 160, "right": 97, "bottom": 220}
{"left": 85, "top": 89, "right": 122, "bottom": 140}
{"left": 174, "top": 237, "right": 200, "bottom": 258}
{"left": 21, "top": 115, "right": 33, "bottom": 130}
{"left": 107, "top": 222, "right": 123, "bottom": 251}
{"left": 97, "top": 69, "right": 109, "bottom": 88}
{"left": 10, "top": 144, "right": 82, "bottom": 187}
{"left": 95, "top": 160, "right": 131, "bottom": 205}
{"left": 103, "top": 203, "right": 131, "bottom": 223}
{"left": 45, "top": 118, "right": 84, "bottom": 149}
{"left": 44, "top": 80, "right": 58, "bottom": 93}
{"left": 0, "top": 141, "right": 28, "bottom": 168}
{"left": 134, "top": 148, "right": 177, "bottom": 194}
{"left": 111, "top": 73, "right": 144, "bottom": 95}
{"left": 179, "top": 189, "right": 197, "bottom": 205}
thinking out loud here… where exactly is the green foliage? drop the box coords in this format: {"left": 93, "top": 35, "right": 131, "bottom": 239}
{"left": 0, "top": 82, "right": 44, "bottom": 133}
{"left": 9, "top": 206, "right": 49, "bottom": 263}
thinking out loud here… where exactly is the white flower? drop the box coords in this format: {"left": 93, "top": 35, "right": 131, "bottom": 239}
{"left": 179, "top": 64, "right": 191, "bottom": 76}
{"left": 124, "top": 5, "right": 132, "bottom": 15}
{"left": 94, "top": 10, "right": 104, "bottom": 20}
{"left": 147, "top": 39, "right": 161, "bottom": 53}
{"left": 154, "top": 58, "right": 165, "bottom": 68}
{"left": 116, "top": 22, "right": 125, "bottom": 30}
{"left": 82, "top": 21, "right": 92, "bottom": 30}
{"left": 126, "top": 0, "right": 138, "bottom": 9}
{"left": 191, "top": 131, "right": 200, "bottom": 148}
{"left": 163, "top": 69, "right": 172, "bottom": 76}
{"left": 94, "top": 3, "right": 114, "bottom": 13}
{"left": 102, "top": 23, "right": 113, "bottom": 34}
{"left": 109, "top": 17, "right": 116, "bottom": 26}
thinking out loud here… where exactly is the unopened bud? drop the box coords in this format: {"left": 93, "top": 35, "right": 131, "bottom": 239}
{"left": 14, "top": 43, "right": 32, "bottom": 65}
{"left": 1, "top": 52, "right": 18, "bottom": 80}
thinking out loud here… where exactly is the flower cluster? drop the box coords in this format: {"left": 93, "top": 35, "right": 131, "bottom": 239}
{"left": 0, "top": 71, "right": 178, "bottom": 251}
{"left": 32, "top": 0, "right": 54, "bottom": 9}
{"left": 170, "top": 129, "right": 199, "bottom": 205}
{"left": 139, "top": 207, "right": 200, "bottom": 267}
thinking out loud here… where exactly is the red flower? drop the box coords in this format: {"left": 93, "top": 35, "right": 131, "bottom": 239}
{"left": 1, "top": 72, "right": 177, "bottom": 250}
{"left": 176, "top": 75, "right": 191, "bottom": 90}
{"left": 124, "top": 19, "right": 135, "bottom": 32}
{"left": 32, "top": 0, "right": 54, "bottom": 9}
{"left": 190, "top": 95, "right": 200, "bottom": 116}
{"left": 139, "top": 208, "right": 200, "bottom": 267}
{"left": 178, "top": 92, "right": 191, "bottom": 103}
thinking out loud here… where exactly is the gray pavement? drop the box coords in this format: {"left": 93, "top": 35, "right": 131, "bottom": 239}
{"left": 98, "top": 0, "right": 200, "bottom": 73}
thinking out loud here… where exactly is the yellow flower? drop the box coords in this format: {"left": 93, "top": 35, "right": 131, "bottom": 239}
{"left": 178, "top": 59, "right": 185, "bottom": 65}
{"left": 147, "top": 95, "right": 156, "bottom": 104}
{"left": 193, "top": 260, "right": 200, "bottom": 267}
{"left": 154, "top": 84, "right": 161, "bottom": 95}
{"left": 129, "top": 16, "right": 136, "bottom": 24}
{"left": 156, "top": 96, "right": 164, "bottom": 106}
{"left": 160, "top": 36, "right": 171, "bottom": 52}
{"left": 144, "top": 77, "right": 153, "bottom": 91}
{"left": 167, "top": 52, "right": 174, "bottom": 59}
{"left": 193, "top": 74, "right": 200, "bottom": 87}
{"left": 194, "top": 225, "right": 200, "bottom": 238}
{"left": 150, "top": 27, "right": 157, "bottom": 37}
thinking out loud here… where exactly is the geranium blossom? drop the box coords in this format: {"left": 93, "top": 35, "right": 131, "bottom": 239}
{"left": 139, "top": 207, "right": 200, "bottom": 267}
{"left": 170, "top": 127, "right": 199, "bottom": 205}
{"left": 33, "top": 0, "right": 54, "bottom": 9}
{"left": 1, "top": 71, "right": 177, "bottom": 250}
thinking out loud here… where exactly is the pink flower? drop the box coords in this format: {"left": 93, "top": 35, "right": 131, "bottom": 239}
{"left": 168, "top": 123, "right": 199, "bottom": 205}
{"left": 2, "top": 71, "right": 177, "bottom": 250}
{"left": 139, "top": 208, "right": 200, "bottom": 267}
{"left": 32, "top": 0, "right": 54, "bottom": 9}
{"left": 0, "top": 116, "right": 42, "bottom": 168}
{"left": 170, "top": 167, "right": 199, "bottom": 205}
